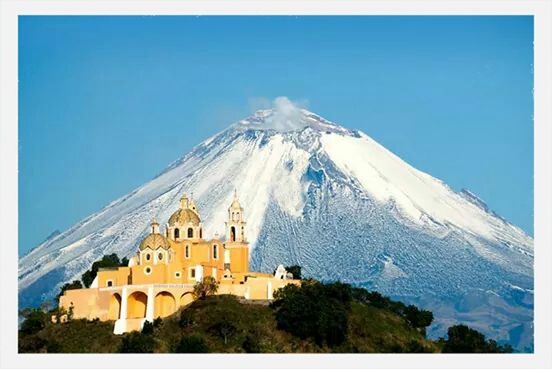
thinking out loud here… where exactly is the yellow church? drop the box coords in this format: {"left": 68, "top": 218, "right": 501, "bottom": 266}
{"left": 58, "top": 193, "right": 297, "bottom": 334}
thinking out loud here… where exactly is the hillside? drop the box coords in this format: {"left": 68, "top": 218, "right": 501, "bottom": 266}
{"left": 18, "top": 295, "right": 438, "bottom": 353}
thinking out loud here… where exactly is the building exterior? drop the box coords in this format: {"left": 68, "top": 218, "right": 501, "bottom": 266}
{"left": 58, "top": 193, "right": 297, "bottom": 334}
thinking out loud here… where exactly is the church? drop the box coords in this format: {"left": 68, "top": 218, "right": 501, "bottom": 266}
{"left": 58, "top": 192, "right": 297, "bottom": 334}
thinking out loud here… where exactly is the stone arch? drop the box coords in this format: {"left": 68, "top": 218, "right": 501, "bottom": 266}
{"left": 154, "top": 291, "right": 176, "bottom": 318}
{"left": 108, "top": 293, "right": 122, "bottom": 320}
{"left": 180, "top": 292, "right": 194, "bottom": 307}
{"left": 127, "top": 291, "right": 148, "bottom": 319}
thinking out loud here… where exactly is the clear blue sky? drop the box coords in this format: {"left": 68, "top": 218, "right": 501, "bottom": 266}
{"left": 19, "top": 16, "right": 534, "bottom": 255}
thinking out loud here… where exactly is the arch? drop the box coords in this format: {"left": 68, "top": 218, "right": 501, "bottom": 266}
{"left": 108, "top": 293, "right": 122, "bottom": 320}
{"left": 127, "top": 291, "right": 148, "bottom": 319}
{"left": 180, "top": 292, "right": 194, "bottom": 307}
{"left": 187, "top": 228, "right": 193, "bottom": 238}
{"left": 154, "top": 291, "right": 176, "bottom": 318}
{"left": 174, "top": 228, "right": 180, "bottom": 239}
{"left": 230, "top": 226, "right": 236, "bottom": 242}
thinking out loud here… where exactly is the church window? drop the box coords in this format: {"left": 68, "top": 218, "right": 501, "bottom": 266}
{"left": 230, "top": 226, "right": 236, "bottom": 242}
{"left": 188, "top": 228, "right": 193, "bottom": 238}
{"left": 146, "top": 253, "right": 151, "bottom": 261}
{"left": 158, "top": 252, "right": 163, "bottom": 261}
{"left": 185, "top": 245, "right": 190, "bottom": 258}
{"left": 175, "top": 272, "right": 181, "bottom": 278}
{"left": 145, "top": 266, "right": 152, "bottom": 275}
{"left": 106, "top": 280, "right": 113, "bottom": 287}
{"left": 213, "top": 245, "right": 218, "bottom": 259}
{"left": 200, "top": 229, "right": 203, "bottom": 238}
{"left": 174, "top": 228, "right": 180, "bottom": 239}
{"left": 190, "top": 268, "right": 196, "bottom": 278}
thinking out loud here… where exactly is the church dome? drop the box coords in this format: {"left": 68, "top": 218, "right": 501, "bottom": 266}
{"left": 168, "top": 208, "right": 200, "bottom": 226}
{"left": 139, "top": 233, "right": 169, "bottom": 250}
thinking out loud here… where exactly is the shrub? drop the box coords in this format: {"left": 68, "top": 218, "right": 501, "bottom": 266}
{"left": 179, "top": 309, "right": 195, "bottom": 328}
{"left": 242, "top": 334, "right": 261, "bottom": 353}
{"left": 174, "top": 335, "right": 209, "bottom": 353}
{"left": 119, "top": 331, "right": 155, "bottom": 353}
{"left": 19, "top": 308, "right": 47, "bottom": 336}
{"left": 193, "top": 276, "right": 219, "bottom": 300}
{"left": 141, "top": 321, "right": 154, "bottom": 335}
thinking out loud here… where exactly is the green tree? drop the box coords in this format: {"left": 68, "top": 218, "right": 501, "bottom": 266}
{"left": 19, "top": 308, "right": 47, "bottom": 336}
{"left": 271, "top": 281, "right": 352, "bottom": 347}
{"left": 404, "top": 305, "right": 433, "bottom": 334}
{"left": 57, "top": 280, "right": 83, "bottom": 302}
{"left": 285, "top": 265, "right": 302, "bottom": 280}
{"left": 174, "top": 335, "right": 209, "bottom": 353}
{"left": 443, "top": 325, "right": 488, "bottom": 353}
{"left": 81, "top": 253, "right": 127, "bottom": 288}
{"left": 193, "top": 276, "right": 219, "bottom": 300}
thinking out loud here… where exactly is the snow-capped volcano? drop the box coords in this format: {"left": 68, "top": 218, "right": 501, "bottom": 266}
{"left": 19, "top": 98, "right": 533, "bottom": 350}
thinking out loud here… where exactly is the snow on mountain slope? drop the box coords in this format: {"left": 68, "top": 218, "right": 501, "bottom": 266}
{"left": 18, "top": 98, "right": 533, "bottom": 350}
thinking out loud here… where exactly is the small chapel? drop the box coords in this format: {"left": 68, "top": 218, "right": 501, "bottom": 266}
{"left": 58, "top": 192, "right": 297, "bottom": 334}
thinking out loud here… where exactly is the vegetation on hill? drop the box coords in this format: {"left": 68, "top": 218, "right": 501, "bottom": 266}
{"left": 18, "top": 277, "right": 513, "bottom": 353}
{"left": 21, "top": 254, "right": 513, "bottom": 354}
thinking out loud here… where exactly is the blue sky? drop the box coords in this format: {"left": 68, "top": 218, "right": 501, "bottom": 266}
{"left": 19, "top": 16, "right": 534, "bottom": 255}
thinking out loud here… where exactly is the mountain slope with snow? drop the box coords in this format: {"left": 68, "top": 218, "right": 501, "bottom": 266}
{"left": 19, "top": 99, "right": 533, "bottom": 350}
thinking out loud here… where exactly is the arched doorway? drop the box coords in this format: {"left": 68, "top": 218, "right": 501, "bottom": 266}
{"left": 127, "top": 291, "right": 148, "bottom": 319}
{"left": 154, "top": 291, "right": 176, "bottom": 318}
{"left": 180, "top": 292, "right": 194, "bottom": 307}
{"left": 108, "top": 293, "right": 122, "bottom": 320}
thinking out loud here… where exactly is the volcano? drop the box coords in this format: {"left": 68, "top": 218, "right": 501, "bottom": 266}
{"left": 19, "top": 97, "right": 533, "bottom": 350}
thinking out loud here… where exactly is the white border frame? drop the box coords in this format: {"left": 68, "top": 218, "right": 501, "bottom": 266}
{"left": 1, "top": 1, "right": 551, "bottom": 369}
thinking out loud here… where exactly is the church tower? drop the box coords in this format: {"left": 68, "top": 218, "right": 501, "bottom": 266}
{"left": 224, "top": 191, "right": 249, "bottom": 273}
{"left": 226, "top": 190, "right": 247, "bottom": 242}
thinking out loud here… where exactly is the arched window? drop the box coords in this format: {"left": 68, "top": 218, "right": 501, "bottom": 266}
{"left": 199, "top": 229, "right": 203, "bottom": 238}
{"left": 213, "top": 245, "right": 218, "bottom": 259}
{"left": 188, "top": 228, "right": 193, "bottom": 238}
{"left": 174, "top": 228, "right": 180, "bottom": 239}
{"left": 146, "top": 253, "right": 151, "bottom": 261}
{"left": 230, "top": 226, "right": 236, "bottom": 242}
{"left": 158, "top": 252, "right": 163, "bottom": 261}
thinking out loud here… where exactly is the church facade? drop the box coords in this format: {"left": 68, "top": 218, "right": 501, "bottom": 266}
{"left": 58, "top": 193, "right": 297, "bottom": 334}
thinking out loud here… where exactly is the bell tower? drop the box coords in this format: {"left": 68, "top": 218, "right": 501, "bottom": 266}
{"left": 226, "top": 190, "right": 247, "bottom": 243}
{"left": 224, "top": 191, "right": 249, "bottom": 274}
